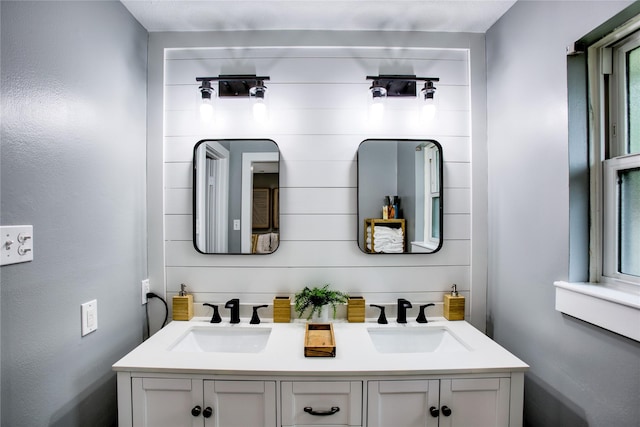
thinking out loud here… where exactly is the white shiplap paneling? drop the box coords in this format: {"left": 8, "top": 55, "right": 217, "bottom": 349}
{"left": 160, "top": 44, "right": 477, "bottom": 323}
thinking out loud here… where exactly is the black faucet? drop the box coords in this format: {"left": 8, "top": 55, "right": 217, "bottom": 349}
{"left": 396, "top": 298, "right": 412, "bottom": 323}
{"left": 203, "top": 303, "right": 222, "bottom": 323}
{"left": 250, "top": 305, "right": 268, "bottom": 324}
{"left": 416, "top": 303, "right": 435, "bottom": 323}
{"left": 225, "top": 298, "right": 240, "bottom": 324}
{"left": 370, "top": 304, "right": 388, "bottom": 324}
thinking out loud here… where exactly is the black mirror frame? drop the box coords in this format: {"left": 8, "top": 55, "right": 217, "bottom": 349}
{"left": 192, "top": 138, "right": 281, "bottom": 255}
{"left": 356, "top": 138, "right": 444, "bottom": 254}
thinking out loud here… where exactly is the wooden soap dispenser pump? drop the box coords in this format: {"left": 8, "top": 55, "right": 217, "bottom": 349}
{"left": 172, "top": 283, "right": 194, "bottom": 321}
{"left": 443, "top": 284, "right": 465, "bottom": 321}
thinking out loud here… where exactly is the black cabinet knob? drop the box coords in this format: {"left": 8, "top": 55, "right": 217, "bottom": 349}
{"left": 203, "top": 406, "right": 213, "bottom": 418}
{"left": 191, "top": 405, "right": 202, "bottom": 417}
{"left": 441, "top": 405, "right": 452, "bottom": 417}
{"left": 429, "top": 406, "right": 440, "bottom": 417}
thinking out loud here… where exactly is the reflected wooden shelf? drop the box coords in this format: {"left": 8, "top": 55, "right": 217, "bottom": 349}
{"left": 364, "top": 218, "right": 406, "bottom": 253}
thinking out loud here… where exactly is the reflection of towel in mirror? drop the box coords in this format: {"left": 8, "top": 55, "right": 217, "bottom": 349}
{"left": 366, "top": 226, "right": 403, "bottom": 253}
{"left": 255, "top": 232, "right": 279, "bottom": 254}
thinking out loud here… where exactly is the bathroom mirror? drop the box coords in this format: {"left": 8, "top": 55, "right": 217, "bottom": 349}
{"left": 357, "top": 139, "right": 443, "bottom": 254}
{"left": 193, "top": 139, "right": 280, "bottom": 254}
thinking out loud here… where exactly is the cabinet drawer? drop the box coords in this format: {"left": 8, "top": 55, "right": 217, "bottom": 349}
{"left": 281, "top": 381, "right": 362, "bottom": 426}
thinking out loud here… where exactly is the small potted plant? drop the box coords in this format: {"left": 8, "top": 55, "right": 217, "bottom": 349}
{"left": 294, "top": 284, "right": 349, "bottom": 322}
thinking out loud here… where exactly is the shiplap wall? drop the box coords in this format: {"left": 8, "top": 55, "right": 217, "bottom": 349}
{"left": 148, "top": 32, "right": 486, "bottom": 330}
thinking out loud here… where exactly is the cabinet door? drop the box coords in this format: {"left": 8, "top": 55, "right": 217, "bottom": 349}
{"left": 204, "top": 380, "right": 276, "bottom": 427}
{"left": 367, "top": 380, "right": 440, "bottom": 427}
{"left": 438, "top": 378, "right": 510, "bottom": 427}
{"left": 132, "top": 377, "right": 203, "bottom": 427}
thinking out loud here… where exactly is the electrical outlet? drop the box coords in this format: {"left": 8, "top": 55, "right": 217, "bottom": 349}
{"left": 141, "top": 279, "right": 150, "bottom": 304}
{"left": 233, "top": 219, "right": 241, "bottom": 231}
{"left": 81, "top": 300, "right": 98, "bottom": 336}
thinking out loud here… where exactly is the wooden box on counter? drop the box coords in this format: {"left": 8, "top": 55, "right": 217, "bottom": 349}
{"left": 347, "top": 297, "right": 365, "bottom": 322}
{"left": 304, "top": 323, "right": 336, "bottom": 357}
{"left": 273, "top": 296, "right": 291, "bottom": 323}
{"left": 172, "top": 295, "right": 194, "bottom": 321}
{"left": 443, "top": 294, "right": 465, "bottom": 321}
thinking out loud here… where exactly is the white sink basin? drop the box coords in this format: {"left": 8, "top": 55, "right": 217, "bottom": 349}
{"left": 367, "top": 327, "right": 470, "bottom": 354}
{"left": 169, "top": 327, "right": 271, "bottom": 353}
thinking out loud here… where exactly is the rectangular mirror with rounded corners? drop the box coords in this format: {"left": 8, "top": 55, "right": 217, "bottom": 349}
{"left": 358, "top": 139, "right": 443, "bottom": 254}
{"left": 193, "top": 139, "right": 280, "bottom": 254}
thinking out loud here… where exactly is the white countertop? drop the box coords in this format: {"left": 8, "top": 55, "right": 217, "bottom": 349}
{"left": 113, "top": 318, "right": 528, "bottom": 376}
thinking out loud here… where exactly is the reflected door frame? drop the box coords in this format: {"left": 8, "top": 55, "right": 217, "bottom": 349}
{"left": 195, "top": 141, "right": 229, "bottom": 253}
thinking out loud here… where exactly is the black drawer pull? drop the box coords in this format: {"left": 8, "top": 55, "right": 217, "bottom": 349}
{"left": 304, "top": 406, "right": 340, "bottom": 416}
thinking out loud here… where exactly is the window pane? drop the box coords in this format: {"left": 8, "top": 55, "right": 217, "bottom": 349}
{"left": 619, "top": 168, "right": 640, "bottom": 277}
{"left": 431, "top": 197, "right": 440, "bottom": 240}
{"left": 628, "top": 46, "right": 640, "bottom": 154}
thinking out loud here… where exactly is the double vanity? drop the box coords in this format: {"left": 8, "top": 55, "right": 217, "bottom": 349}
{"left": 114, "top": 317, "right": 528, "bottom": 427}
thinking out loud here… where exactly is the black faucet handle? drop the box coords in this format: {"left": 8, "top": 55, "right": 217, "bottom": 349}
{"left": 416, "top": 303, "right": 435, "bottom": 323}
{"left": 370, "top": 304, "right": 388, "bottom": 324}
{"left": 203, "top": 303, "right": 222, "bottom": 323}
{"left": 250, "top": 305, "right": 268, "bottom": 324}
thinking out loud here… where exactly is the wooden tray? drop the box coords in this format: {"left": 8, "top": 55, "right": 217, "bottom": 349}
{"left": 304, "top": 323, "right": 336, "bottom": 357}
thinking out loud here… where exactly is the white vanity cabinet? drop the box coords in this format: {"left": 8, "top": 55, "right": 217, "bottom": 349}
{"left": 367, "top": 377, "right": 510, "bottom": 427}
{"left": 129, "top": 376, "right": 276, "bottom": 427}
{"left": 114, "top": 320, "right": 528, "bottom": 427}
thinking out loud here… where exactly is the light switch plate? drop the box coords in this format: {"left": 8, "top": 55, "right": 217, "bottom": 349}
{"left": 1, "top": 225, "right": 33, "bottom": 266}
{"left": 81, "top": 299, "right": 98, "bottom": 336}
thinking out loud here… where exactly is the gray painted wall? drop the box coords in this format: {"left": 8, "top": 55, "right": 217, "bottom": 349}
{"left": 486, "top": 2, "right": 640, "bottom": 426}
{"left": 0, "top": 2, "right": 148, "bottom": 426}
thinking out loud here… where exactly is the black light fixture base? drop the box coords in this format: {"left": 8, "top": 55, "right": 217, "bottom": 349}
{"left": 366, "top": 75, "right": 439, "bottom": 97}
{"left": 196, "top": 75, "right": 270, "bottom": 98}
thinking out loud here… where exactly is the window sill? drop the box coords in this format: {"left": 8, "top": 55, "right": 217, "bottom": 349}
{"left": 410, "top": 241, "right": 438, "bottom": 251}
{"left": 554, "top": 281, "right": 640, "bottom": 342}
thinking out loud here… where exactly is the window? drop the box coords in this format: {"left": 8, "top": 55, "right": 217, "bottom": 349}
{"left": 593, "top": 25, "right": 640, "bottom": 288}
{"left": 426, "top": 145, "right": 440, "bottom": 244}
{"left": 555, "top": 9, "right": 640, "bottom": 342}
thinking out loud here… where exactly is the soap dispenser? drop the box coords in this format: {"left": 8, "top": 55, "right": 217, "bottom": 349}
{"left": 443, "top": 284, "right": 465, "bottom": 321}
{"left": 172, "top": 283, "right": 194, "bottom": 321}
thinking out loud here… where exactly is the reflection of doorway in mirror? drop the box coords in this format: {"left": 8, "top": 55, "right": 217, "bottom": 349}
{"left": 194, "top": 141, "right": 229, "bottom": 253}
{"left": 241, "top": 152, "right": 279, "bottom": 253}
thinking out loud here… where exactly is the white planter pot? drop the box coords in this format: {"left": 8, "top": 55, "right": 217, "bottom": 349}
{"left": 311, "top": 305, "right": 330, "bottom": 323}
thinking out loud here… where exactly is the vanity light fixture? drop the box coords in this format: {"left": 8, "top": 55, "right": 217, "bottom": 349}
{"left": 368, "top": 80, "right": 388, "bottom": 122}
{"left": 198, "top": 79, "right": 215, "bottom": 121}
{"left": 195, "top": 75, "right": 271, "bottom": 122}
{"left": 249, "top": 79, "right": 268, "bottom": 123}
{"left": 420, "top": 79, "right": 439, "bottom": 121}
{"left": 366, "top": 75, "right": 440, "bottom": 121}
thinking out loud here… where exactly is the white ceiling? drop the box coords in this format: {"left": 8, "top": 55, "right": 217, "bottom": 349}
{"left": 121, "top": 1, "right": 517, "bottom": 33}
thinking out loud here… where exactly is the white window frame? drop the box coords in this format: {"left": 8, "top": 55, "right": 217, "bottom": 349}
{"left": 590, "top": 24, "right": 640, "bottom": 289}
{"left": 555, "top": 14, "right": 640, "bottom": 342}
{"left": 602, "top": 156, "right": 640, "bottom": 284}
{"left": 425, "top": 145, "right": 440, "bottom": 245}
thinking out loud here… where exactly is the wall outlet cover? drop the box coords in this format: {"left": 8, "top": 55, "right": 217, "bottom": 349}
{"left": 141, "top": 279, "right": 150, "bottom": 304}
{"left": 81, "top": 300, "right": 98, "bottom": 336}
